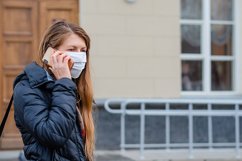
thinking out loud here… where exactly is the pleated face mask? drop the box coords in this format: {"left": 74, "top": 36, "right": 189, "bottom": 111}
{"left": 65, "top": 51, "right": 87, "bottom": 78}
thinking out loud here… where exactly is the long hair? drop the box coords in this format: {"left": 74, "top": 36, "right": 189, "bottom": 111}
{"left": 38, "top": 20, "right": 94, "bottom": 161}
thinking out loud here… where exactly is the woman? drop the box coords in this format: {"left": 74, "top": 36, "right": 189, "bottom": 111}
{"left": 13, "top": 20, "right": 94, "bottom": 161}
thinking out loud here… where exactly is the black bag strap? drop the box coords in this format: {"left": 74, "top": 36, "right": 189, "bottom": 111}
{"left": 0, "top": 95, "right": 13, "bottom": 137}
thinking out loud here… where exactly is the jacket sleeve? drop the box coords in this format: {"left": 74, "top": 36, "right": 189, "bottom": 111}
{"left": 14, "top": 78, "right": 77, "bottom": 148}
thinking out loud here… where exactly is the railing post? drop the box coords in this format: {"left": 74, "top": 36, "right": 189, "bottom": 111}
{"left": 208, "top": 103, "right": 213, "bottom": 150}
{"left": 189, "top": 103, "right": 194, "bottom": 159}
{"left": 165, "top": 103, "right": 170, "bottom": 151}
{"left": 235, "top": 104, "right": 240, "bottom": 159}
{"left": 121, "top": 101, "right": 126, "bottom": 153}
{"left": 140, "top": 103, "right": 145, "bottom": 160}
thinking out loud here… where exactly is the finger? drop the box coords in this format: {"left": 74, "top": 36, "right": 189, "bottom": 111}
{"left": 52, "top": 50, "right": 63, "bottom": 64}
{"left": 48, "top": 67, "right": 53, "bottom": 73}
{"left": 69, "top": 58, "right": 74, "bottom": 69}
{"left": 49, "top": 52, "right": 55, "bottom": 66}
{"left": 52, "top": 50, "right": 60, "bottom": 64}
{"left": 54, "top": 51, "right": 65, "bottom": 63}
{"left": 57, "top": 53, "right": 65, "bottom": 64}
{"left": 51, "top": 52, "right": 58, "bottom": 64}
{"left": 64, "top": 55, "right": 73, "bottom": 68}
{"left": 63, "top": 55, "right": 71, "bottom": 63}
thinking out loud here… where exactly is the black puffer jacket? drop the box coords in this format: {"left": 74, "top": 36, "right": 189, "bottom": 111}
{"left": 13, "top": 62, "right": 86, "bottom": 161}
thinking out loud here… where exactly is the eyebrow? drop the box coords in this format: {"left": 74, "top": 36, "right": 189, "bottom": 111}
{"left": 68, "top": 45, "right": 87, "bottom": 49}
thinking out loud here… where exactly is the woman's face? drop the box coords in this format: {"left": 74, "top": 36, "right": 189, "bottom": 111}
{"left": 58, "top": 33, "right": 87, "bottom": 53}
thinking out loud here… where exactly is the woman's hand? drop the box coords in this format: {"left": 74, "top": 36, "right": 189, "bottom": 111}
{"left": 49, "top": 50, "right": 72, "bottom": 80}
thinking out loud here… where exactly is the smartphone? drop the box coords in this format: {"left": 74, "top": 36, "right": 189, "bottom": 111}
{"left": 42, "top": 47, "right": 73, "bottom": 69}
{"left": 42, "top": 47, "right": 54, "bottom": 66}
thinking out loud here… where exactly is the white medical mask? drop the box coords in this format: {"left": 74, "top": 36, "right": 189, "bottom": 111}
{"left": 65, "top": 51, "right": 87, "bottom": 78}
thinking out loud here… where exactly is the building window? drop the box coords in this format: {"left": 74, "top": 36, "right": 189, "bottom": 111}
{"left": 180, "top": 0, "right": 237, "bottom": 94}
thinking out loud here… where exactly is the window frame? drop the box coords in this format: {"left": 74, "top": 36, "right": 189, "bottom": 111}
{"left": 180, "top": 0, "right": 240, "bottom": 96}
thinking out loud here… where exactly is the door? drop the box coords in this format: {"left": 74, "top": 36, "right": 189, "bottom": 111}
{"left": 0, "top": 0, "right": 79, "bottom": 149}
{"left": 39, "top": 0, "right": 79, "bottom": 37}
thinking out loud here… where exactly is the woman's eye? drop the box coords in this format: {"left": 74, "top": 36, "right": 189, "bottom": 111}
{"left": 67, "top": 49, "right": 74, "bottom": 51}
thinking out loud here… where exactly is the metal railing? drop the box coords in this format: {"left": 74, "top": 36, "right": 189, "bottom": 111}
{"left": 104, "top": 98, "right": 242, "bottom": 160}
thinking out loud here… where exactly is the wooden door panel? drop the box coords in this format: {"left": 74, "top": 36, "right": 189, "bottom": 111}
{"left": 0, "top": 0, "right": 38, "bottom": 149}
{"left": 4, "top": 40, "right": 33, "bottom": 66}
{"left": 47, "top": 10, "right": 73, "bottom": 23}
{"left": 2, "top": 0, "right": 38, "bottom": 67}
{"left": 1, "top": 70, "right": 23, "bottom": 148}
{"left": 2, "top": 103, "right": 19, "bottom": 136}
{"left": 39, "top": 0, "right": 79, "bottom": 37}
{"left": 3, "top": 70, "right": 22, "bottom": 100}
{"left": 3, "top": 8, "right": 32, "bottom": 35}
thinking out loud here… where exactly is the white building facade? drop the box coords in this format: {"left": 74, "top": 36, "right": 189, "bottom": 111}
{"left": 80, "top": 0, "right": 181, "bottom": 98}
{"left": 80, "top": 0, "right": 241, "bottom": 100}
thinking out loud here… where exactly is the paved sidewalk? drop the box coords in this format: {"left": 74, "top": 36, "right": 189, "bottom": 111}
{"left": 1, "top": 149, "right": 242, "bottom": 161}
{"left": 94, "top": 149, "right": 242, "bottom": 161}
{"left": 0, "top": 150, "right": 134, "bottom": 161}
{"left": 0, "top": 155, "right": 134, "bottom": 161}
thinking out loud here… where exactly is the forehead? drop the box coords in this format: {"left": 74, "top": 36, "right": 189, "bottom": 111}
{"left": 62, "top": 33, "right": 86, "bottom": 48}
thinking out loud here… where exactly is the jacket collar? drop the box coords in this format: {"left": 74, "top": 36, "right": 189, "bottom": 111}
{"left": 24, "top": 62, "right": 53, "bottom": 88}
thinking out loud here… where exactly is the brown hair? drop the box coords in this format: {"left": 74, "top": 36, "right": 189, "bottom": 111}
{"left": 38, "top": 20, "right": 94, "bottom": 161}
